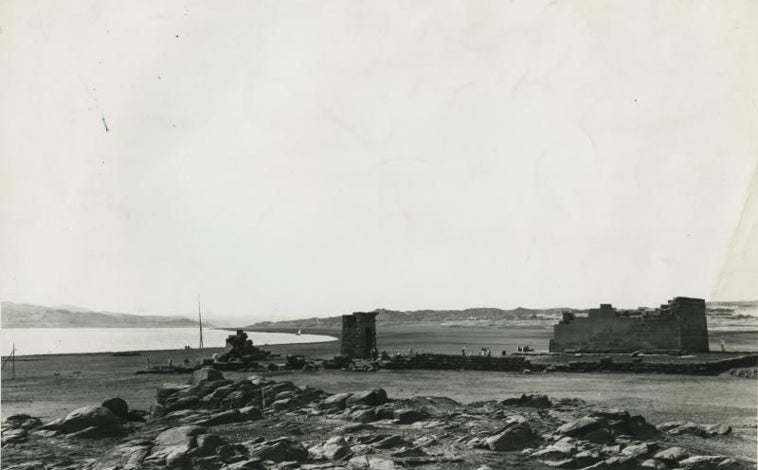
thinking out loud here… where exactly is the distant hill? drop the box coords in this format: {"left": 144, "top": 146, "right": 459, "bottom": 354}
{"left": 247, "top": 300, "right": 758, "bottom": 329}
{"left": 248, "top": 306, "right": 574, "bottom": 329}
{"left": 1, "top": 302, "right": 204, "bottom": 328}
{"left": 706, "top": 300, "right": 758, "bottom": 319}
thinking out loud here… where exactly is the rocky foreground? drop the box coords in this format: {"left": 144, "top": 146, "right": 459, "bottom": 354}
{"left": 1, "top": 368, "right": 752, "bottom": 470}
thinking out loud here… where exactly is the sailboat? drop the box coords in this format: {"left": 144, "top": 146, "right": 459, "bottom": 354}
{"left": 296, "top": 329, "right": 302, "bottom": 336}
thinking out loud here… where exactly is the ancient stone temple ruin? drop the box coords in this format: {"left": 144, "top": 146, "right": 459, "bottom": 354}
{"left": 550, "top": 297, "right": 708, "bottom": 353}
{"left": 340, "top": 311, "right": 377, "bottom": 359}
{"left": 217, "top": 330, "right": 270, "bottom": 362}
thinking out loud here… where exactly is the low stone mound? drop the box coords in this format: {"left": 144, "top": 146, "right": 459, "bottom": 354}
{"left": 395, "top": 396, "right": 462, "bottom": 415}
{"left": 501, "top": 393, "right": 551, "bottom": 409}
{"left": 345, "top": 388, "right": 388, "bottom": 407}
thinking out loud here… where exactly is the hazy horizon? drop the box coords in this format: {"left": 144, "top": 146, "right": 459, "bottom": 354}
{"left": 3, "top": 297, "right": 758, "bottom": 327}
{"left": 2, "top": 1, "right": 757, "bottom": 324}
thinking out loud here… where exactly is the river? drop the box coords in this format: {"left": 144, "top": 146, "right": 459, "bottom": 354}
{"left": 0, "top": 328, "right": 336, "bottom": 356}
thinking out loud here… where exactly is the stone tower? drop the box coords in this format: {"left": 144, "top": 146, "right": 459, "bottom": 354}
{"left": 667, "top": 296, "right": 709, "bottom": 353}
{"left": 340, "top": 312, "right": 378, "bottom": 359}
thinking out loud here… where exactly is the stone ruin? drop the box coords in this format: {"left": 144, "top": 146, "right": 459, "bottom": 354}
{"left": 340, "top": 312, "right": 377, "bottom": 359}
{"left": 550, "top": 297, "right": 709, "bottom": 353}
{"left": 215, "top": 330, "right": 271, "bottom": 364}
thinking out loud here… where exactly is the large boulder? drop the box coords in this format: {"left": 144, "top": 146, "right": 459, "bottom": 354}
{"left": 90, "top": 443, "right": 152, "bottom": 470}
{"left": 679, "top": 456, "right": 747, "bottom": 470}
{"left": 640, "top": 459, "right": 669, "bottom": 470}
{"left": 485, "top": 422, "right": 539, "bottom": 451}
{"left": 321, "top": 392, "right": 353, "bottom": 410}
{"left": 609, "top": 415, "right": 659, "bottom": 440}
{"left": 247, "top": 438, "right": 308, "bottom": 463}
{"left": 346, "top": 389, "right": 388, "bottom": 407}
{"left": 157, "top": 384, "right": 192, "bottom": 406}
{"left": 593, "top": 409, "right": 631, "bottom": 421}
{"left": 146, "top": 425, "right": 205, "bottom": 467}
{"left": 192, "top": 368, "right": 225, "bottom": 384}
{"left": 397, "top": 396, "right": 461, "bottom": 415}
{"left": 557, "top": 416, "right": 608, "bottom": 437}
{"left": 582, "top": 427, "right": 614, "bottom": 444}
{"left": 309, "top": 435, "right": 352, "bottom": 460}
{"left": 222, "top": 459, "right": 264, "bottom": 470}
{"left": 501, "top": 394, "right": 551, "bottom": 409}
{"left": 659, "top": 422, "right": 731, "bottom": 438}
{"left": 348, "top": 456, "right": 398, "bottom": 469}
{"left": 59, "top": 406, "right": 122, "bottom": 435}
{"left": 393, "top": 408, "right": 429, "bottom": 424}
{"left": 194, "top": 409, "right": 245, "bottom": 426}
{"left": 654, "top": 446, "right": 690, "bottom": 465}
{"left": 154, "top": 425, "right": 205, "bottom": 447}
{"left": 531, "top": 438, "right": 577, "bottom": 460}
{"left": 372, "top": 434, "right": 411, "bottom": 450}
{"left": 101, "top": 398, "right": 129, "bottom": 420}
{"left": 620, "top": 442, "right": 658, "bottom": 459}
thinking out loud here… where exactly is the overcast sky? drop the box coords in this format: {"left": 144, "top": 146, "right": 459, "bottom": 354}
{"left": 1, "top": 1, "right": 756, "bottom": 324}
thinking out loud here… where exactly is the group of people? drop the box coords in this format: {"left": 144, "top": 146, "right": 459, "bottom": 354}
{"left": 370, "top": 348, "right": 391, "bottom": 360}
{"left": 460, "top": 345, "right": 531, "bottom": 356}
{"left": 460, "top": 347, "right": 493, "bottom": 357}
{"left": 145, "top": 356, "right": 192, "bottom": 369}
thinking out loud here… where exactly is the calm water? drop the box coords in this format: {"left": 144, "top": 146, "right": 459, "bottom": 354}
{"left": 0, "top": 328, "right": 335, "bottom": 356}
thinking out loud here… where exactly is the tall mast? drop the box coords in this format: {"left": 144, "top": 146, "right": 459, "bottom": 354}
{"left": 197, "top": 294, "right": 204, "bottom": 349}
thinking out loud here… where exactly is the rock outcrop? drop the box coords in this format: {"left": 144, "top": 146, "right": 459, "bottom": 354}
{"left": 1, "top": 369, "right": 751, "bottom": 470}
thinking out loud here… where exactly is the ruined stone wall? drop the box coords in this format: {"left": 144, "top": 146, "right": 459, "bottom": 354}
{"left": 550, "top": 297, "right": 709, "bottom": 353}
{"left": 551, "top": 316, "right": 681, "bottom": 352}
{"left": 383, "top": 353, "right": 529, "bottom": 371}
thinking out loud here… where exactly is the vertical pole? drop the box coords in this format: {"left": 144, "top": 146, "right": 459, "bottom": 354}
{"left": 12, "top": 343, "right": 15, "bottom": 380}
{"left": 197, "top": 294, "right": 204, "bottom": 349}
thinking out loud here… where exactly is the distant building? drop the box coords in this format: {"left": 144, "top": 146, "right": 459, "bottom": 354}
{"left": 549, "top": 297, "right": 708, "bottom": 353}
{"left": 340, "top": 312, "right": 378, "bottom": 359}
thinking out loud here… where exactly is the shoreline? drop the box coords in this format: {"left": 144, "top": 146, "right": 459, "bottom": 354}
{"left": 0, "top": 328, "right": 338, "bottom": 359}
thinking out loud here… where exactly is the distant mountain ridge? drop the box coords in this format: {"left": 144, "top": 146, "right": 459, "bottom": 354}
{"left": 1, "top": 302, "right": 203, "bottom": 328}
{"left": 250, "top": 306, "right": 574, "bottom": 328}
{"left": 249, "top": 301, "right": 758, "bottom": 328}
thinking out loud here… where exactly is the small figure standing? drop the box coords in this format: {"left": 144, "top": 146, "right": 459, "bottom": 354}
{"left": 146, "top": 357, "right": 151, "bottom": 369}
{"left": 462, "top": 347, "right": 466, "bottom": 357}
{"left": 168, "top": 358, "right": 173, "bottom": 367}
{"left": 720, "top": 337, "right": 726, "bottom": 352}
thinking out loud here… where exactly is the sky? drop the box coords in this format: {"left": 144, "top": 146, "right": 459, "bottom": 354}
{"left": 1, "top": 1, "right": 757, "bottom": 325}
